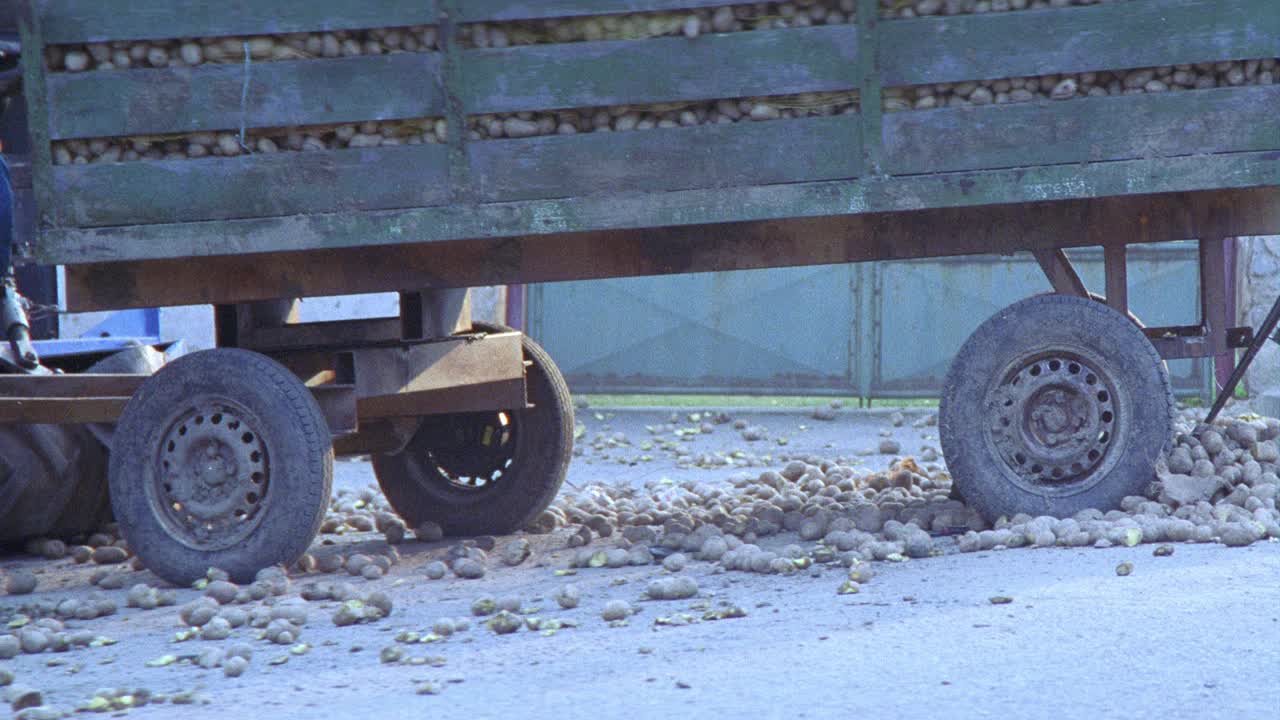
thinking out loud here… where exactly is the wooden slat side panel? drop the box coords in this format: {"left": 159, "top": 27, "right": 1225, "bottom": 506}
{"left": 18, "top": 5, "right": 58, "bottom": 231}
{"left": 884, "top": 85, "right": 1280, "bottom": 175}
{"left": 469, "top": 115, "right": 860, "bottom": 203}
{"left": 457, "top": 0, "right": 751, "bottom": 22}
{"left": 47, "top": 54, "right": 444, "bottom": 140}
{"left": 54, "top": 144, "right": 450, "bottom": 227}
{"left": 37, "top": 0, "right": 440, "bottom": 44}
{"left": 36, "top": 150, "right": 1280, "bottom": 265}
{"left": 462, "top": 25, "right": 858, "bottom": 114}
{"left": 882, "top": 0, "right": 1280, "bottom": 87}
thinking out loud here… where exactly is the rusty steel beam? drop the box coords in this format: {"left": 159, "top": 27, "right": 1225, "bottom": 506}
{"left": 1147, "top": 335, "right": 1215, "bottom": 360}
{"left": 1033, "top": 248, "right": 1088, "bottom": 297}
{"left": 271, "top": 331, "right": 528, "bottom": 419}
{"left": 311, "top": 384, "right": 357, "bottom": 436}
{"left": 0, "top": 397, "right": 129, "bottom": 424}
{"left": 0, "top": 374, "right": 145, "bottom": 424}
{"left": 1103, "top": 244, "right": 1128, "bottom": 314}
{"left": 241, "top": 318, "right": 403, "bottom": 353}
{"left": 358, "top": 378, "right": 527, "bottom": 419}
{"left": 0, "top": 380, "right": 359, "bottom": 430}
{"left": 62, "top": 187, "right": 1280, "bottom": 312}
{"left": 1199, "top": 236, "right": 1232, "bottom": 361}
{"left": 0, "top": 373, "right": 146, "bottom": 398}
{"left": 333, "top": 418, "right": 422, "bottom": 456}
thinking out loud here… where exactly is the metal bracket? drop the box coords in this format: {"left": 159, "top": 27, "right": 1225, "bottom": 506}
{"left": 1227, "top": 327, "right": 1254, "bottom": 349}
{"left": 310, "top": 384, "right": 357, "bottom": 437}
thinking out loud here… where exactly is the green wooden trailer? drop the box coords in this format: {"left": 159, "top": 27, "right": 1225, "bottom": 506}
{"left": 3, "top": 0, "right": 1279, "bottom": 582}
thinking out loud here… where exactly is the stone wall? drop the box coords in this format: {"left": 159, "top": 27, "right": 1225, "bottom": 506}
{"left": 1236, "top": 236, "right": 1280, "bottom": 396}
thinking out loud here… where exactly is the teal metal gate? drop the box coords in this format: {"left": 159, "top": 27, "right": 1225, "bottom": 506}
{"left": 526, "top": 243, "right": 1208, "bottom": 399}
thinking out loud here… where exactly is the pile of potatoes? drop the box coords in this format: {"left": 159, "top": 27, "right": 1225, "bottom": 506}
{"left": 882, "top": 0, "right": 1133, "bottom": 18}
{"left": 44, "top": 26, "right": 441, "bottom": 73}
{"left": 459, "top": 0, "right": 857, "bottom": 48}
{"left": 522, "top": 409, "right": 1280, "bottom": 580}
{"left": 51, "top": 118, "right": 448, "bottom": 165}
{"left": 457, "top": 0, "right": 1136, "bottom": 47}
{"left": 884, "top": 58, "right": 1279, "bottom": 111}
{"left": 465, "top": 91, "right": 859, "bottom": 141}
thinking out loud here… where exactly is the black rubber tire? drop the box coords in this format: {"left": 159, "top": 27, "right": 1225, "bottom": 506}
{"left": 109, "top": 348, "right": 333, "bottom": 584}
{"left": 939, "top": 294, "right": 1173, "bottom": 521}
{"left": 0, "top": 424, "right": 110, "bottom": 545}
{"left": 945, "top": 292, "right": 1146, "bottom": 508}
{"left": 373, "top": 323, "right": 574, "bottom": 536}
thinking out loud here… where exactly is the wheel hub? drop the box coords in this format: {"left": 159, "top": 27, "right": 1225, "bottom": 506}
{"left": 416, "top": 411, "right": 517, "bottom": 490}
{"left": 1027, "top": 387, "right": 1090, "bottom": 448}
{"left": 152, "top": 401, "right": 270, "bottom": 550}
{"left": 988, "top": 354, "right": 1116, "bottom": 486}
{"left": 178, "top": 441, "right": 242, "bottom": 519}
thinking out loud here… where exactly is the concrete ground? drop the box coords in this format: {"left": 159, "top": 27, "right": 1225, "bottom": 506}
{"left": 2, "top": 406, "right": 1278, "bottom": 719}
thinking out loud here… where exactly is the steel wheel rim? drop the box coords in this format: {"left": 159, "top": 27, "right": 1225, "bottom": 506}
{"left": 413, "top": 410, "right": 519, "bottom": 491}
{"left": 147, "top": 397, "right": 272, "bottom": 551}
{"left": 984, "top": 351, "right": 1120, "bottom": 493}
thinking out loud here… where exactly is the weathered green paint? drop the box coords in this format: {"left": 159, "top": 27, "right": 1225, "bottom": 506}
{"left": 885, "top": 85, "right": 1280, "bottom": 175}
{"left": 457, "top": 0, "right": 740, "bottom": 23}
{"left": 47, "top": 53, "right": 445, "bottom": 140}
{"left": 36, "top": 149, "right": 1280, "bottom": 265}
{"left": 461, "top": 26, "right": 857, "bottom": 115}
{"left": 468, "top": 115, "right": 860, "bottom": 203}
{"left": 881, "top": 0, "right": 1280, "bottom": 87}
{"left": 53, "top": 144, "right": 451, "bottom": 227}
{"left": 36, "top": 0, "right": 439, "bottom": 45}
{"left": 56, "top": 186, "right": 1280, "bottom": 312}
{"left": 16, "top": 3, "right": 55, "bottom": 237}
{"left": 856, "top": 0, "right": 882, "bottom": 176}
{"left": 439, "top": 0, "right": 472, "bottom": 204}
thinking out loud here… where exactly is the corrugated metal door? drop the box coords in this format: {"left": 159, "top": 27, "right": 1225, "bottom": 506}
{"left": 526, "top": 242, "right": 1207, "bottom": 398}
{"left": 527, "top": 264, "right": 862, "bottom": 393}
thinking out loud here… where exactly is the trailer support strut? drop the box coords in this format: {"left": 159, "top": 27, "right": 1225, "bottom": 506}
{"left": 1033, "top": 249, "right": 1087, "bottom": 298}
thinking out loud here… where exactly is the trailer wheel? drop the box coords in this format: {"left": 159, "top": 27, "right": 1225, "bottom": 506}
{"left": 939, "top": 295, "right": 1172, "bottom": 521}
{"left": 109, "top": 349, "right": 333, "bottom": 584}
{"left": 373, "top": 323, "right": 573, "bottom": 536}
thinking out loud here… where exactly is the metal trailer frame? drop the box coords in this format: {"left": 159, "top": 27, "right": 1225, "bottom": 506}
{"left": 5, "top": 0, "right": 1279, "bottom": 435}
{"left": 3, "top": 0, "right": 1277, "bottom": 432}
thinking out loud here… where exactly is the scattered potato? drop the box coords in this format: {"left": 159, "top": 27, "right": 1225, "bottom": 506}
{"left": 554, "top": 584, "right": 581, "bottom": 610}
{"left": 601, "top": 600, "right": 633, "bottom": 621}
{"left": 646, "top": 576, "right": 699, "bottom": 601}
{"left": 486, "top": 611, "right": 523, "bottom": 635}
{"left": 4, "top": 570, "right": 37, "bottom": 595}
{"left": 223, "top": 655, "right": 249, "bottom": 678}
{"left": 452, "top": 558, "right": 486, "bottom": 579}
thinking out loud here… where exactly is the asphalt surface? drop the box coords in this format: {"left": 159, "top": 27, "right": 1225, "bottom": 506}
{"left": 2, "top": 406, "right": 1278, "bottom": 720}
